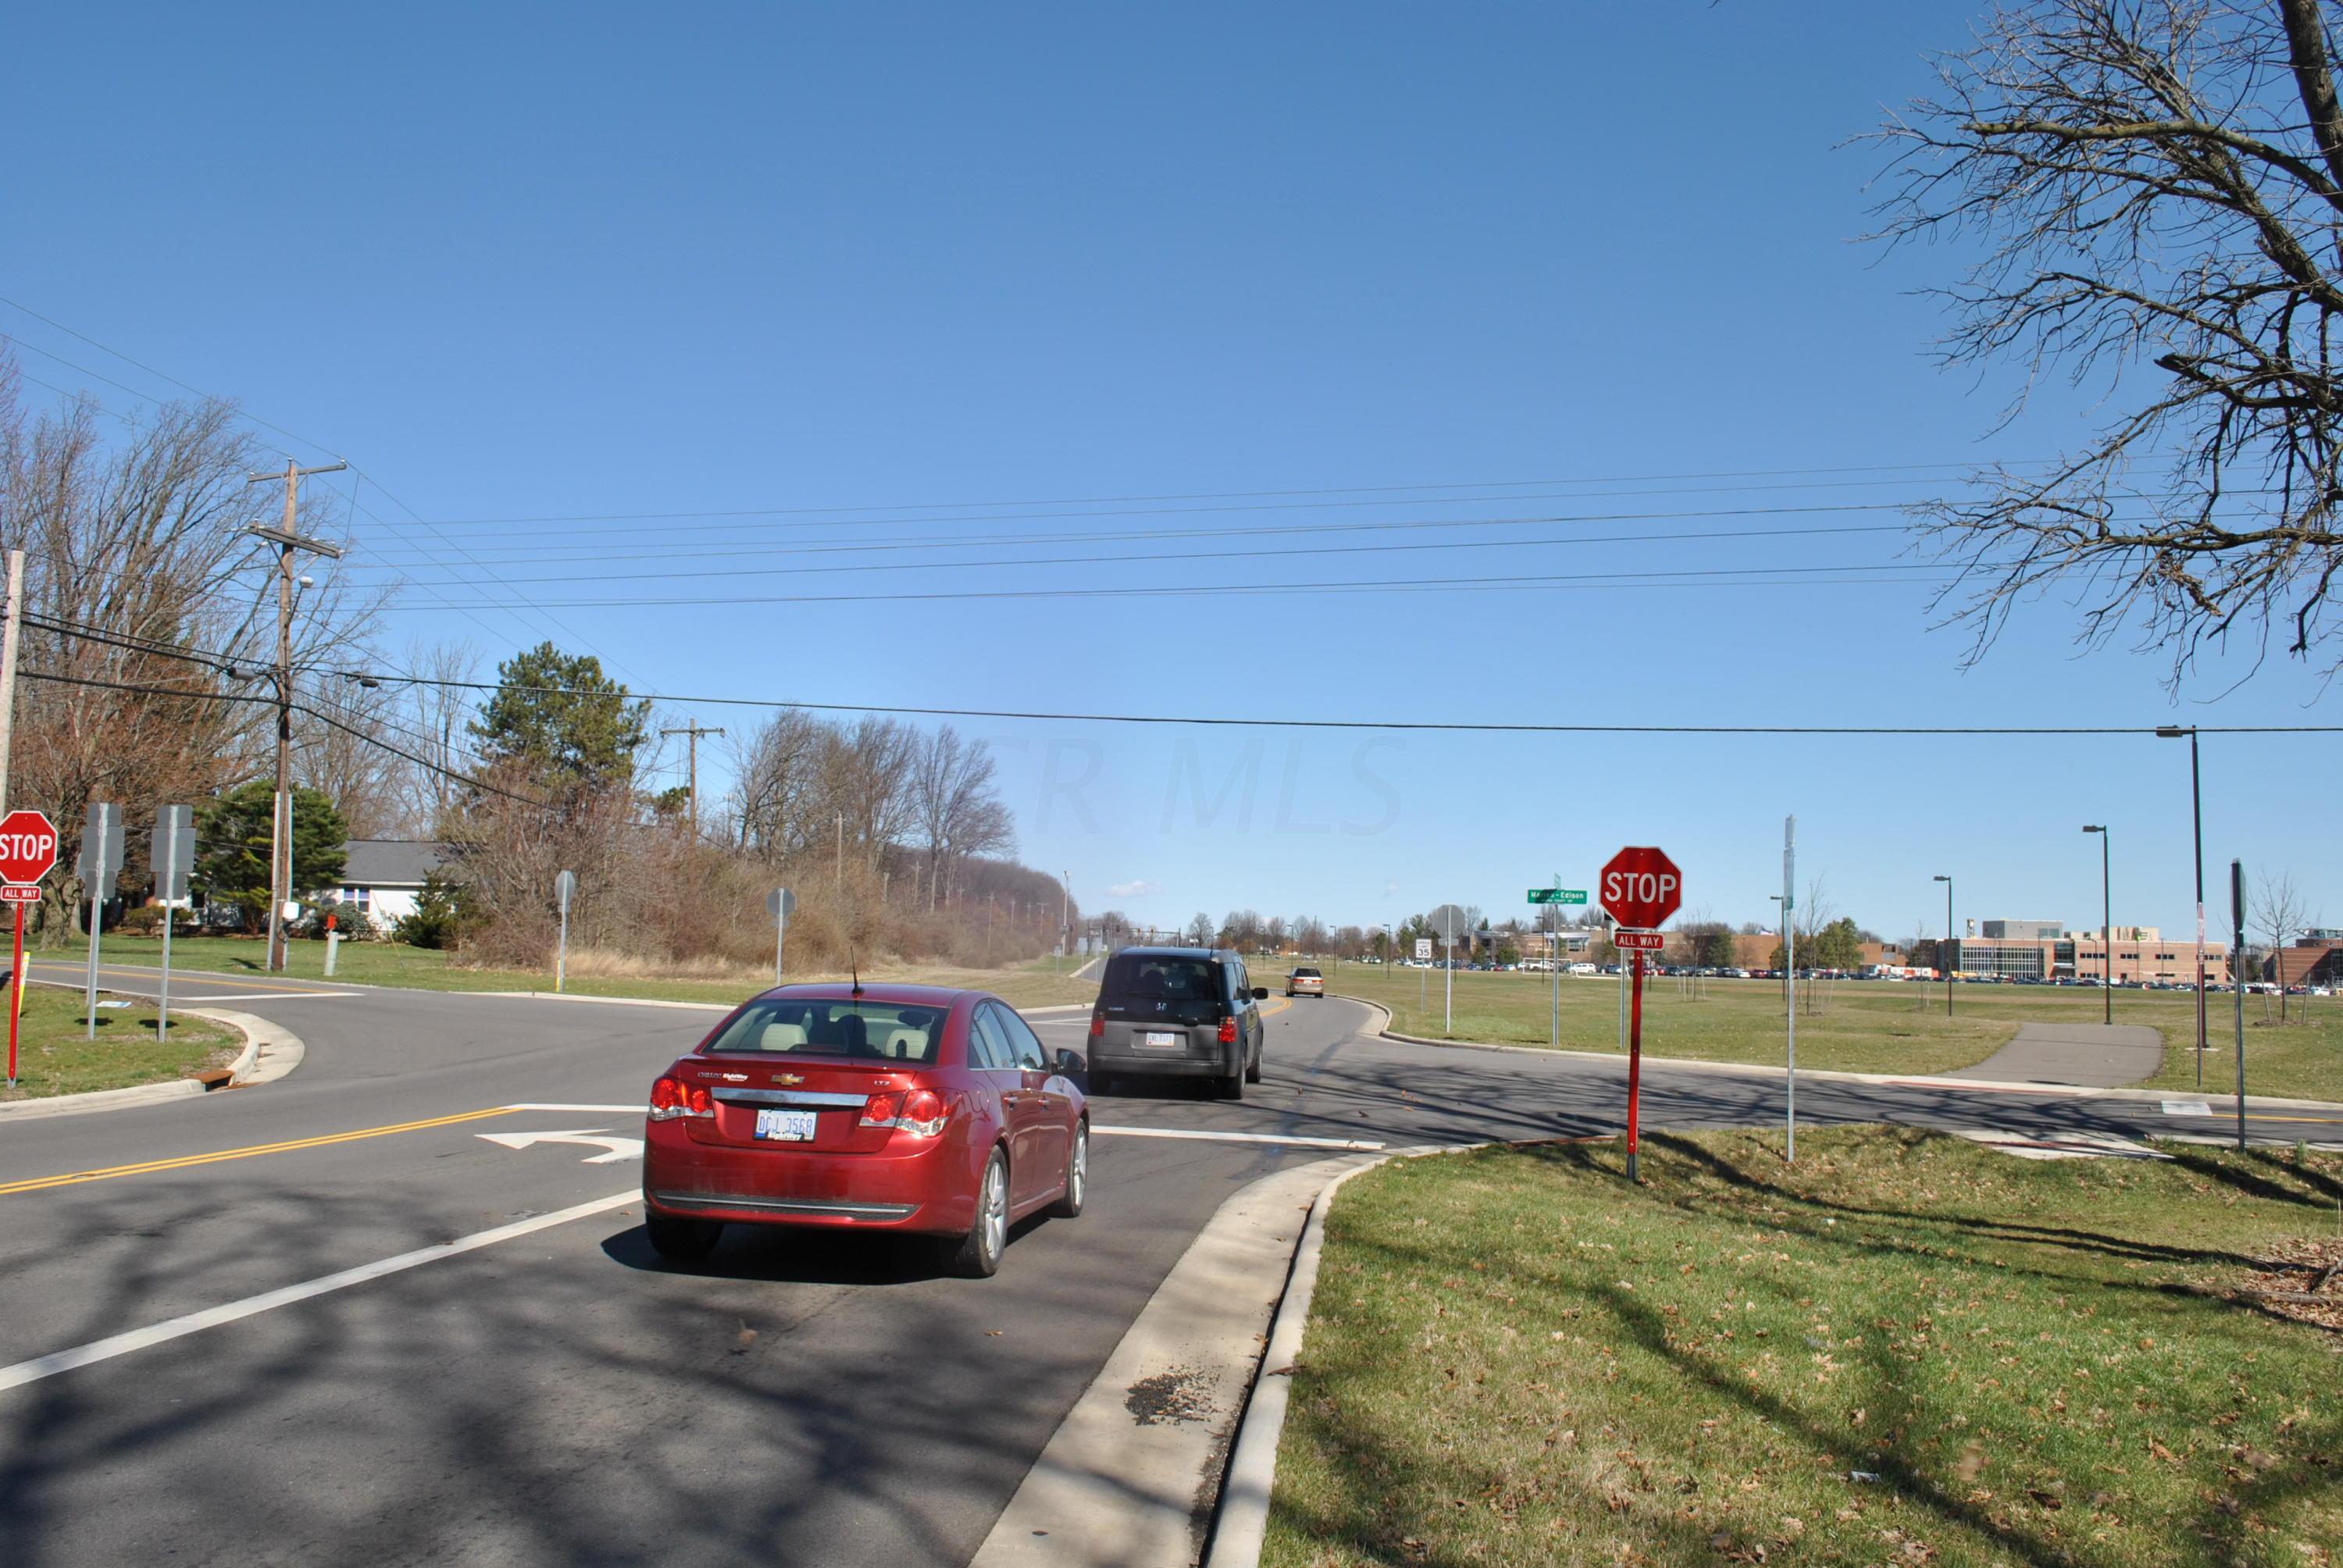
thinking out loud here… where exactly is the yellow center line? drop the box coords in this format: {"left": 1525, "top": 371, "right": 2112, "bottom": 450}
{"left": 26, "top": 962, "right": 352, "bottom": 996}
{"left": 1261, "top": 997, "right": 1294, "bottom": 1019}
{"left": 0, "top": 1107, "right": 520, "bottom": 1197}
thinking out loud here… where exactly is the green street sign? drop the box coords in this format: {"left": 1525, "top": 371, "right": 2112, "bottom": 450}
{"left": 1528, "top": 888, "right": 1588, "bottom": 905}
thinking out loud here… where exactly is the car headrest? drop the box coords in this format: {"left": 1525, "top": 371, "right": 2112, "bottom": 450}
{"left": 883, "top": 1028, "right": 922, "bottom": 1059}
{"left": 758, "top": 1021, "right": 808, "bottom": 1050}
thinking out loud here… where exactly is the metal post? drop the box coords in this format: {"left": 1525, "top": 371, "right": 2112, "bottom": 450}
{"left": 1626, "top": 947, "right": 1646, "bottom": 1182}
{"left": 2101, "top": 829, "right": 2113, "bottom": 1025}
{"left": 2189, "top": 732, "right": 2206, "bottom": 1081}
{"left": 159, "top": 900, "right": 173, "bottom": 1043}
{"left": 2232, "top": 860, "right": 2247, "bottom": 1153}
{"left": 1550, "top": 877, "right": 1561, "bottom": 1050}
{"left": 1443, "top": 935, "right": 1453, "bottom": 1035}
{"left": 1784, "top": 817, "right": 1796, "bottom": 1164}
{"left": 84, "top": 876, "right": 101, "bottom": 1042}
{"left": 556, "top": 903, "right": 569, "bottom": 992}
{"left": 1944, "top": 878, "right": 1954, "bottom": 1016}
{"left": 6, "top": 903, "right": 20, "bottom": 1087}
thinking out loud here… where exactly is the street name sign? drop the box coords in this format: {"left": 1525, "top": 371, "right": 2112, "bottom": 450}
{"left": 1527, "top": 888, "right": 1587, "bottom": 905}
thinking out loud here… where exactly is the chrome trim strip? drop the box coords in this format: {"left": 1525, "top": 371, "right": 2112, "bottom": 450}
{"left": 711, "top": 1089, "right": 868, "bottom": 1108}
{"left": 653, "top": 1191, "right": 917, "bottom": 1220}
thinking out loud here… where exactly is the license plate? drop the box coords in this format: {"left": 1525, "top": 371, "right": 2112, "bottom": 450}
{"left": 1142, "top": 1031, "right": 1181, "bottom": 1049}
{"left": 754, "top": 1108, "right": 818, "bottom": 1142}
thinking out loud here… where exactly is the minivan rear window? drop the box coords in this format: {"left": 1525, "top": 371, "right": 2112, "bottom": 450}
{"left": 702, "top": 999, "right": 947, "bottom": 1064}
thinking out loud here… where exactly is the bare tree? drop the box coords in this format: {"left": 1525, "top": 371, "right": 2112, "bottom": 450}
{"left": 907, "top": 724, "right": 1013, "bottom": 909}
{"left": 729, "top": 708, "right": 829, "bottom": 861}
{"left": 1184, "top": 911, "right": 1216, "bottom": 946}
{"left": 2251, "top": 864, "right": 2313, "bottom": 1019}
{"left": 1877, "top": 0, "right": 2343, "bottom": 683}
{"left": 385, "top": 639, "right": 482, "bottom": 835}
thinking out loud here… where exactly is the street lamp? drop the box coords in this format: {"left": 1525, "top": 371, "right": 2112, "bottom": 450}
{"left": 2156, "top": 725, "right": 2207, "bottom": 1086}
{"left": 1932, "top": 875, "right": 1953, "bottom": 1016}
{"left": 2083, "top": 825, "right": 2112, "bottom": 1025}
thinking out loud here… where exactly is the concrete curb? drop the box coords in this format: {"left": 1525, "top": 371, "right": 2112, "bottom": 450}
{"left": 184, "top": 1008, "right": 305, "bottom": 1087}
{"left": 0, "top": 1006, "right": 305, "bottom": 1118}
{"left": 1342, "top": 996, "right": 2343, "bottom": 1114}
{"left": 970, "top": 1152, "right": 1384, "bottom": 1568}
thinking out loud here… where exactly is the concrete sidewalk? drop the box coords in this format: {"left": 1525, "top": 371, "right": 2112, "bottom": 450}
{"left": 1942, "top": 1021, "right": 2165, "bottom": 1089}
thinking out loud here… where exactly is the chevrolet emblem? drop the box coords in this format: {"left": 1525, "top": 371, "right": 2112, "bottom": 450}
{"left": 772, "top": 1073, "right": 804, "bottom": 1085}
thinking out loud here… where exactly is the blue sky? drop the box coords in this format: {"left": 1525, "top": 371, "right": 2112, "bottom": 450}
{"left": 5, "top": 2, "right": 2334, "bottom": 943}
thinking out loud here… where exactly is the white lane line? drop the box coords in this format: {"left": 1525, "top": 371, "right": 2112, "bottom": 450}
{"left": 139, "top": 989, "right": 362, "bottom": 1003}
{"left": 502, "top": 1106, "right": 1385, "bottom": 1152}
{"left": 1094, "top": 1125, "right": 1385, "bottom": 1151}
{"left": 0, "top": 1190, "right": 636, "bottom": 1396}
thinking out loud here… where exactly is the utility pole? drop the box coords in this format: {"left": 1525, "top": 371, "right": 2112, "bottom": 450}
{"left": 244, "top": 460, "right": 346, "bottom": 974}
{"left": 659, "top": 722, "right": 723, "bottom": 837}
{"left": 0, "top": 549, "right": 23, "bottom": 816}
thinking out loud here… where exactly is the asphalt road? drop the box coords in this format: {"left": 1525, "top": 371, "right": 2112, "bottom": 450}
{"left": 2, "top": 974, "right": 2335, "bottom": 1567}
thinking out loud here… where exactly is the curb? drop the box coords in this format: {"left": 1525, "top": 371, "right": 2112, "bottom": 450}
{"left": 970, "top": 1151, "right": 1384, "bottom": 1568}
{"left": 0, "top": 1007, "right": 305, "bottom": 1119}
{"left": 1341, "top": 996, "right": 2343, "bottom": 1114}
{"left": 476, "top": 990, "right": 733, "bottom": 1012}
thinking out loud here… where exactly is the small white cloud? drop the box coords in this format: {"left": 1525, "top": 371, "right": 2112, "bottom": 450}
{"left": 1385, "top": 879, "right": 1400, "bottom": 896}
{"left": 1107, "top": 878, "right": 1161, "bottom": 899}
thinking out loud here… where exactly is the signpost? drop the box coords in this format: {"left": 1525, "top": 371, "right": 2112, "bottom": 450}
{"left": 2231, "top": 861, "right": 2247, "bottom": 1156}
{"left": 152, "top": 806, "right": 194, "bottom": 1042}
{"left": 1782, "top": 814, "right": 1796, "bottom": 1164}
{"left": 554, "top": 870, "right": 577, "bottom": 993}
{"left": 1599, "top": 846, "right": 1684, "bottom": 1182}
{"left": 1427, "top": 903, "right": 1468, "bottom": 1035}
{"left": 767, "top": 886, "right": 797, "bottom": 985}
{"left": 0, "top": 808, "right": 59, "bottom": 1087}
{"left": 77, "top": 804, "right": 124, "bottom": 1042}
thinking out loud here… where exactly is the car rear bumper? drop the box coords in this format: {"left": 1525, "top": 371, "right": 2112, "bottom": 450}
{"left": 641, "top": 1121, "right": 973, "bottom": 1235}
{"left": 1092, "top": 1046, "right": 1238, "bottom": 1078}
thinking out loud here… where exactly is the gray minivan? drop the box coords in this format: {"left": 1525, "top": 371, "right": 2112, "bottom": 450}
{"left": 1086, "top": 946, "right": 1268, "bottom": 1099}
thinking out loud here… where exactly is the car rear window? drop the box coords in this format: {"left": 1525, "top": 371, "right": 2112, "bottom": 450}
{"left": 1293, "top": 968, "right": 1321, "bottom": 978}
{"left": 701, "top": 999, "right": 947, "bottom": 1064}
{"left": 1104, "top": 954, "right": 1221, "bottom": 1003}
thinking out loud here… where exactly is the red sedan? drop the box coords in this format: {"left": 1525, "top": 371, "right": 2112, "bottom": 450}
{"left": 641, "top": 982, "right": 1088, "bottom": 1278}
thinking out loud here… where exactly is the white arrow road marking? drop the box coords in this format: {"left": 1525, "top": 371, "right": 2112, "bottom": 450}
{"left": 476, "top": 1128, "right": 644, "bottom": 1164}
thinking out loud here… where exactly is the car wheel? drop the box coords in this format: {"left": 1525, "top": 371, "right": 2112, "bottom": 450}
{"left": 945, "top": 1148, "right": 1010, "bottom": 1278}
{"left": 1047, "top": 1121, "right": 1087, "bottom": 1218}
{"left": 1244, "top": 1046, "right": 1263, "bottom": 1084}
{"left": 1217, "top": 1066, "right": 1245, "bottom": 1100}
{"left": 645, "top": 1214, "right": 722, "bottom": 1260}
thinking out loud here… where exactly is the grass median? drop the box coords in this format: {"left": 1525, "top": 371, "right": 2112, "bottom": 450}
{"left": 0, "top": 984, "right": 238, "bottom": 1100}
{"left": 1329, "top": 965, "right": 2343, "bottom": 1100}
{"left": 1264, "top": 1127, "right": 2343, "bottom": 1568}
{"left": 55, "top": 934, "right": 1100, "bottom": 1010}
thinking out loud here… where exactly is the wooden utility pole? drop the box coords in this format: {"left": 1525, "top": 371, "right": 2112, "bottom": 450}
{"left": 245, "top": 459, "right": 346, "bottom": 972}
{"left": 659, "top": 721, "right": 723, "bottom": 837}
{"left": 0, "top": 549, "right": 23, "bottom": 817}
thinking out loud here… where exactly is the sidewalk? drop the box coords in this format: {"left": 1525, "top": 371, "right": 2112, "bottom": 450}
{"left": 1944, "top": 1021, "right": 2163, "bottom": 1089}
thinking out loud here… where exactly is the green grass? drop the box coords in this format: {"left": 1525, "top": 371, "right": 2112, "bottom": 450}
{"left": 1265, "top": 1127, "right": 2343, "bottom": 1568}
{"left": 61, "top": 933, "right": 1100, "bottom": 1010}
{"left": 1323, "top": 965, "right": 2343, "bottom": 1099}
{"left": 0, "top": 984, "right": 237, "bottom": 1100}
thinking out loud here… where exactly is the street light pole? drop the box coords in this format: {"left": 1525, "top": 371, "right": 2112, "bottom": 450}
{"left": 2157, "top": 726, "right": 2208, "bottom": 1086}
{"left": 2084, "top": 825, "right": 2111, "bottom": 1025}
{"left": 1932, "top": 875, "right": 1953, "bottom": 1017}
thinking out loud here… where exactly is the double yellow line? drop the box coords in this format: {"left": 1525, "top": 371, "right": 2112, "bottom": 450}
{"left": 0, "top": 1107, "right": 517, "bottom": 1198}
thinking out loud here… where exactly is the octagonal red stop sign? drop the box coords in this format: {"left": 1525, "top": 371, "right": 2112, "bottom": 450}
{"left": 0, "top": 809, "right": 59, "bottom": 886}
{"left": 1599, "top": 845, "right": 1682, "bottom": 931}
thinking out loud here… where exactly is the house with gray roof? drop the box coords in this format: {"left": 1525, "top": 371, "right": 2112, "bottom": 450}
{"left": 325, "top": 840, "right": 455, "bottom": 928}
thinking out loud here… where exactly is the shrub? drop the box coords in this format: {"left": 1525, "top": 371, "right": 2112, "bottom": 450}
{"left": 394, "top": 870, "right": 475, "bottom": 950}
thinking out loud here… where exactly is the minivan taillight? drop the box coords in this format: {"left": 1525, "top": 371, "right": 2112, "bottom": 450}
{"left": 648, "top": 1076, "right": 713, "bottom": 1121}
{"left": 1218, "top": 1015, "right": 1237, "bottom": 1045}
{"left": 1089, "top": 1010, "right": 1104, "bottom": 1039}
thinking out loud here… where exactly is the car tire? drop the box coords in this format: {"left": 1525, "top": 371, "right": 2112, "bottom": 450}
{"left": 1047, "top": 1122, "right": 1087, "bottom": 1219}
{"left": 645, "top": 1214, "right": 722, "bottom": 1260}
{"left": 1244, "top": 1046, "right": 1263, "bottom": 1084}
{"left": 944, "top": 1148, "right": 1011, "bottom": 1278}
{"left": 1217, "top": 1065, "right": 1245, "bottom": 1100}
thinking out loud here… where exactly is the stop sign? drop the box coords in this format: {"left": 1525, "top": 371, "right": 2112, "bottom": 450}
{"left": 1599, "top": 845, "right": 1682, "bottom": 930}
{"left": 0, "top": 809, "right": 59, "bottom": 886}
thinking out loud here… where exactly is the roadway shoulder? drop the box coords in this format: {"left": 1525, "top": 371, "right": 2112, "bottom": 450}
{"left": 0, "top": 1007, "right": 306, "bottom": 1120}
{"left": 1340, "top": 994, "right": 2343, "bottom": 1114}
{"left": 970, "top": 1151, "right": 1382, "bottom": 1568}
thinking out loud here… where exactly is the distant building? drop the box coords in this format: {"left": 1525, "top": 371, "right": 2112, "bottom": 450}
{"left": 323, "top": 840, "right": 454, "bottom": 928}
{"left": 2270, "top": 935, "right": 2343, "bottom": 988}
{"left": 1945, "top": 925, "right": 2226, "bottom": 983}
{"left": 1981, "top": 918, "right": 2064, "bottom": 940}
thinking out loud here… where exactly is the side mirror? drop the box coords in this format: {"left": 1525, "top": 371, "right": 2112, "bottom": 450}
{"left": 1251, "top": 986, "right": 1270, "bottom": 1000}
{"left": 1056, "top": 1047, "right": 1087, "bottom": 1076}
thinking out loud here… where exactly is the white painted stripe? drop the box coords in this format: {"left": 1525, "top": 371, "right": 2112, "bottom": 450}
{"left": 1093, "top": 1125, "right": 1385, "bottom": 1151}
{"left": 137, "top": 989, "right": 362, "bottom": 1003}
{"left": 501, "top": 1107, "right": 1386, "bottom": 1151}
{"left": 0, "top": 1189, "right": 636, "bottom": 1395}
{"left": 2162, "top": 1099, "right": 2214, "bottom": 1116}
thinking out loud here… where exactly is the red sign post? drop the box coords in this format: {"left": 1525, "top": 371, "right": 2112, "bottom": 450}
{"left": 0, "top": 808, "right": 59, "bottom": 1088}
{"left": 1600, "top": 846, "right": 1682, "bottom": 1182}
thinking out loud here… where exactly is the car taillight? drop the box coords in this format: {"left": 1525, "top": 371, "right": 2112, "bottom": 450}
{"left": 1089, "top": 1010, "right": 1104, "bottom": 1039}
{"left": 649, "top": 1075, "right": 714, "bottom": 1121}
{"left": 861, "top": 1086, "right": 948, "bottom": 1137}
{"left": 1218, "top": 1015, "right": 1237, "bottom": 1044}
